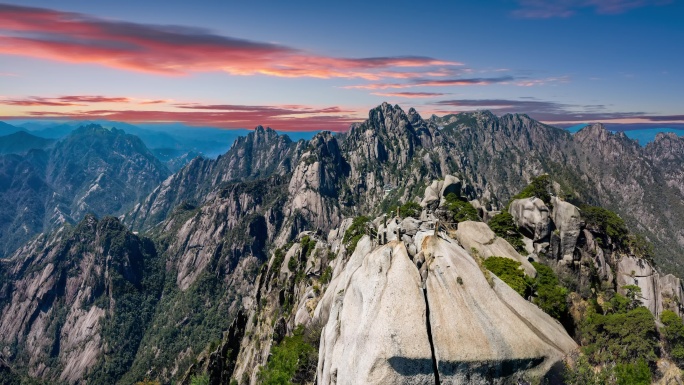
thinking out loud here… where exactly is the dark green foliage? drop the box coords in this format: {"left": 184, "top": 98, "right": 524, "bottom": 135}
{"left": 482, "top": 257, "right": 530, "bottom": 296}
{"left": 387, "top": 201, "right": 421, "bottom": 219}
{"left": 579, "top": 295, "right": 659, "bottom": 367}
{"left": 487, "top": 212, "right": 527, "bottom": 255}
{"left": 564, "top": 356, "right": 651, "bottom": 385}
{"left": 343, "top": 216, "right": 370, "bottom": 254}
{"left": 289, "top": 236, "right": 316, "bottom": 272}
{"left": 81, "top": 218, "right": 164, "bottom": 385}
{"left": 628, "top": 233, "right": 655, "bottom": 263}
{"left": 444, "top": 193, "right": 479, "bottom": 223}
{"left": 614, "top": 359, "right": 651, "bottom": 385}
{"left": 661, "top": 310, "right": 684, "bottom": 365}
{"left": 581, "top": 205, "right": 629, "bottom": 247}
{"left": 563, "top": 355, "right": 611, "bottom": 385}
{"left": 320, "top": 267, "right": 332, "bottom": 284}
{"left": 271, "top": 247, "right": 287, "bottom": 279}
{"left": 189, "top": 374, "right": 210, "bottom": 385}
{"left": 531, "top": 262, "right": 568, "bottom": 321}
{"left": 510, "top": 175, "right": 552, "bottom": 205}
{"left": 258, "top": 326, "right": 318, "bottom": 385}
{"left": 288, "top": 254, "right": 298, "bottom": 272}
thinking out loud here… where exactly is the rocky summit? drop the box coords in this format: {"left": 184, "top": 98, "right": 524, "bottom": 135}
{"left": 1, "top": 104, "right": 684, "bottom": 385}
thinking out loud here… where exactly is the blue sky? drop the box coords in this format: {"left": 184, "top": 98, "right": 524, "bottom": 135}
{"left": 0, "top": 0, "right": 682, "bottom": 130}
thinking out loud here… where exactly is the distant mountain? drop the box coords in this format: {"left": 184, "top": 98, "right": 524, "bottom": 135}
{"left": 0, "top": 124, "right": 169, "bottom": 258}
{"left": 564, "top": 123, "right": 684, "bottom": 145}
{"left": 0, "top": 131, "right": 55, "bottom": 154}
{"left": 0, "top": 122, "right": 23, "bottom": 136}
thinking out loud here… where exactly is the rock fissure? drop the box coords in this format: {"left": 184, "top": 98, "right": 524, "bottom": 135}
{"left": 423, "top": 286, "right": 440, "bottom": 384}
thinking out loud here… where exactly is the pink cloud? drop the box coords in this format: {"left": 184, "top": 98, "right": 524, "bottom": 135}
{"left": 0, "top": 4, "right": 458, "bottom": 80}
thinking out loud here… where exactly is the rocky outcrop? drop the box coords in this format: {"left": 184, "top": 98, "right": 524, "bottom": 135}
{"left": 125, "top": 126, "right": 303, "bottom": 231}
{"left": 551, "top": 197, "right": 582, "bottom": 263}
{"left": 423, "top": 234, "right": 576, "bottom": 384}
{"left": 508, "top": 197, "right": 551, "bottom": 243}
{"left": 317, "top": 240, "right": 435, "bottom": 385}
{"left": 317, "top": 216, "right": 576, "bottom": 384}
{"left": 617, "top": 256, "right": 684, "bottom": 319}
{"left": 285, "top": 132, "right": 345, "bottom": 232}
{"left": 455, "top": 221, "right": 536, "bottom": 277}
{"left": 420, "top": 175, "right": 462, "bottom": 209}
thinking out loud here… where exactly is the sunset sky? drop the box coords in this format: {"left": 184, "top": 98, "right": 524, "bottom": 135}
{"left": 0, "top": 0, "right": 682, "bottom": 131}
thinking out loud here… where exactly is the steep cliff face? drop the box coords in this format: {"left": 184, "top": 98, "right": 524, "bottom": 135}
{"left": 125, "top": 126, "right": 303, "bottom": 231}
{"left": 573, "top": 124, "right": 684, "bottom": 275}
{"left": 0, "top": 215, "right": 162, "bottom": 384}
{"left": 118, "top": 175, "right": 292, "bottom": 384}
{"left": 0, "top": 125, "right": 169, "bottom": 258}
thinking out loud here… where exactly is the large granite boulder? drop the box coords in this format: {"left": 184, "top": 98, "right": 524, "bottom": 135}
{"left": 508, "top": 198, "right": 551, "bottom": 242}
{"left": 454, "top": 221, "right": 536, "bottom": 277}
{"left": 317, "top": 231, "right": 577, "bottom": 384}
{"left": 423, "top": 235, "right": 577, "bottom": 384}
{"left": 317, "top": 241, "right": 435, "bottom": 385}
{"left": 617, "top": 256, "right": 684, "bottom": 319}
{"left": 551, "top": 197, "right": 582, "bottom": 263}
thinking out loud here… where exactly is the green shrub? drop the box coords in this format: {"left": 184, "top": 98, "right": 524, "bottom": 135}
{"left": 510, "top": 175, "right": 552, "bottom": 205}
{"left": 628, "top": 233, "right": 655, "bottom": 263}
{"left": 580, "top": 205, "right": 629, "bottom": 247}
{"left": 615, "top": 359, "right": 651, "bottom": 385}
{"left": 288, "top": 254, "right": 298, "bottom": 272}
{"left": 388, "top": 201, "right": 422, "bottom": 219}
{"left": 320, "top": 266, "right": 333, "bottom": 284}
{"left": 483, "top": 256, "right": 531, "bottom": 297}
{"left": 563, "top": 355, "right": 612, "bottom": 385}
{"left": 488, "top": 212, "right": 527, "bottom": 255}
{"left": 343, "top": 216, "right": 370, "bottom": 254}
{"left": 258, "top": 326, "right": 317, "bottom": 385}
{"left": 661, "top": 310, "right": 684, "bottom": 365}
{"left": 444, "top": 193, "right": 479, "bottom": 223}
{"left": 531, "top": 262, "right": 568, "bottom": 321}
{"left": 579, "top": 298, "right": 658, "bottom": 367}
{"left": 190, "top": 374, "right": 210, "bottom": 385}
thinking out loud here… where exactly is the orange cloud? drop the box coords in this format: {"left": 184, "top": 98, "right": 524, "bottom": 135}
{"left": 0, "top": 4, "right": 458, "bottom": 80}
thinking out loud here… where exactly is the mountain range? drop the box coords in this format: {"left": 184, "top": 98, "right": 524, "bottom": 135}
{"left": 1, "top": 103, "right": 684, "bottom": 384}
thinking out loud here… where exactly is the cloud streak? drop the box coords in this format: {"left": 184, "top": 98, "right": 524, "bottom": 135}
{"left": 1, "top": 102, "right": 360, "bottom": 131}
{"left": 0, "top": 3, "right": 458, "bottom": 79}
{"left": 345, "top": 76, "right": 515, "bottom": 90}
{"left": 370, "top": 92, "right": 449, "bottom": 98}
{"left": 0, "top": 95, "right": 132, "bottom": 106}
{"left": 513, "top": 0, "right": 671, "bottom": 18}
{"left": 431, "top": 98, "right": 684, "bottom": 123}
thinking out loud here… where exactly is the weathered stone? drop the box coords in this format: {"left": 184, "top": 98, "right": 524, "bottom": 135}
{"left": 455, "top": 221, "right": 536, "bottom": 277}
{"left": 317, "top": 242, "right": 435, "bottom": 385}
{"left": 440, "top": 175, "right": 462, "bottom": 198}
{"left": 508, "top": 198, "right": 551, "bottom": 242}
{"left": 423, "top": 235, "right": 577, "bottom": 383}
{"left": 551, "top": 197, "right": 582, "bottom": 263}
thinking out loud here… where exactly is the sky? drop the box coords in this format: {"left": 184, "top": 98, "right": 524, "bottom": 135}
{"left": 0, "top": 0, "right": 682, "bottom": 131}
